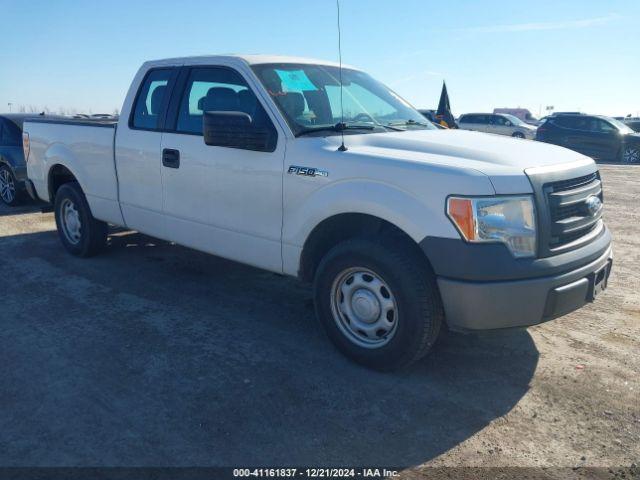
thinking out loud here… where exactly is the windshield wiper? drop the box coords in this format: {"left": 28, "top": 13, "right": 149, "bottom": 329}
{"left": 295, "top": 122, "right": 376, "bottom": 137}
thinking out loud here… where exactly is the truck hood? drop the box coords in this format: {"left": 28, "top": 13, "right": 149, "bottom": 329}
{"left": 330, "top": 129, "right": 594, "bottom": 194}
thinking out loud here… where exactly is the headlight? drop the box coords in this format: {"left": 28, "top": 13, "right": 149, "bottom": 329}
{"left": 446, "top": 195, "right": 537, "bottom": 258}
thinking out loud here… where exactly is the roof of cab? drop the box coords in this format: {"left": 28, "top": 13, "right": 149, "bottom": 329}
{"left": 143, "top": 54, "right": 356, "bottom": 70}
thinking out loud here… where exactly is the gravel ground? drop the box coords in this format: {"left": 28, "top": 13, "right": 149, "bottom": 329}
{"left": 0, "top": 164, "right": 638, "bottom": 478}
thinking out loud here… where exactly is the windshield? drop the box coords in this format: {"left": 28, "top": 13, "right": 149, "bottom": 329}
{"left": 251, "top": 63, "right": 434, "bottom": 136}
{"left": 606, "top": 117, "right": 635, "bottom": 134}
{"left": 502, "top": 114, "right": 528, "bottom": 126}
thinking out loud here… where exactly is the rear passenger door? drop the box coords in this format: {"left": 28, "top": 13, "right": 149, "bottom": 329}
{"left": 160, "top": 65, "right": 286, "bottom": 273}
{"left": 473, "top": 115, "right": 492, "bottom": 133}
{"left": 550, "top": 116, "right": 589, "bottom": 154}
{"left": 116, "top": 68, "right": 177, "bottom": 238}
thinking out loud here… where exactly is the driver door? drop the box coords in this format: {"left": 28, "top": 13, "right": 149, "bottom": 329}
{"left": 160, "top": 66, "right": 286, "bottom": 272}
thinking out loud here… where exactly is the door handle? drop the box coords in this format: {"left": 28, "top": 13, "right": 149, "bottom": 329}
{"left": 162, "top": 149, "right": 180, "bottom": 169}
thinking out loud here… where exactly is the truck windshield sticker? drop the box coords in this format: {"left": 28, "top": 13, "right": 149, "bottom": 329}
{"left": 275, "top": 69, "right": 318, "bottom": 92}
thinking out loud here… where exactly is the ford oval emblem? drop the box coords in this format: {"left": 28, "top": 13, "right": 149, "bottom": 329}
{"left": 585, "top": 195, "right": 602, "bottom": 216}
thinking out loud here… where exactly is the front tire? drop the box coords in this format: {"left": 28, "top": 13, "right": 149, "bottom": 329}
{"left": 54, "top": 182, "right": 108, "bottom": 257}
{"left": 0, "top": 164, "right": 23, "bottom": 206}
{"left": 314, "top": 236, "right": 444, "bottom": 371}
{"left": 512, "top": 131, "right": 525, "bottom": 139}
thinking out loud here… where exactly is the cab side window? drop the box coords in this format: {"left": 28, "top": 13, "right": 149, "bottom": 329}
{"left": 175, "top": 67, "right": 273, "bottom": 135}
{"left": 591, "top": 119, "right": 616, "bottom": 133}
{"left": 553, "top": 116, "right": 579, "bottom": 130}
{"left": 462, "top": 114, "right": 481, "bottom": 124}
{"left": 131, "top": 69, "right": 173, "bottom": 130}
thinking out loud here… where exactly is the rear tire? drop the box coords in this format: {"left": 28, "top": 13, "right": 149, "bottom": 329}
{"left": 314, "top": 236, "right": 444, "bottom": 371}
{"left": 0, "top": 164, "right": 23, "bottom": 206}
{"left": 54, "top": 182, "right": 108, "bottom": 257}
{"left": 512, "top": 131, "right": 525, "bottom": 139}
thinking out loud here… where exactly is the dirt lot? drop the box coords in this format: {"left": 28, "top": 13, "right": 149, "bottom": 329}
{"left": 0, "top": 165, "right": 638, "bottom": 477}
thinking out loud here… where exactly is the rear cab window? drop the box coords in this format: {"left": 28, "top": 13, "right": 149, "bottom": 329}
{"left": 130, "top": 69, "right": 174, "bottom": 130}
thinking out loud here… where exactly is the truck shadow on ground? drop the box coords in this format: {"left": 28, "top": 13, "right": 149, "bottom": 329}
{"left": 1, "top": 229, "right": 539, "bottom": 467}
{"left": 0, "top": 200, "right": 46, "bottom": 217}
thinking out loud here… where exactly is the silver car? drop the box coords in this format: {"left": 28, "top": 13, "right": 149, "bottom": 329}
{"left": 458, "top": 113, "right": 537, "bottom": 139}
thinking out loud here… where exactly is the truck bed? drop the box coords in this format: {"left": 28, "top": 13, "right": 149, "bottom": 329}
{"left": 24, "top": 118, "right": 124, "bottom": 226}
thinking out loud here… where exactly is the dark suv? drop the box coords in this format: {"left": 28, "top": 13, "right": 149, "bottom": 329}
{"left": 624, "top": 119, "right": 640, "bottom": 133}
{"left": 0, "top": 114, "right": 29, "bottom": 206}
{"left": 536, "top": 114, "right": 640, "bottom": 163}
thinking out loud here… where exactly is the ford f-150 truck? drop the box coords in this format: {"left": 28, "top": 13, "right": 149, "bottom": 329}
{"left": 23, "top": 55, "right": 613, "bottom": 370}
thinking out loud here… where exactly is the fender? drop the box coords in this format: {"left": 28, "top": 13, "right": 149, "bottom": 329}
{"left": 45, "top": 144, "right": 87, "bottom": 199}
{"left": 281, "top": 179, "right": 461, "bottom": 276}
{"left": 44, "top": 144, "right": 124, "bottom": 226}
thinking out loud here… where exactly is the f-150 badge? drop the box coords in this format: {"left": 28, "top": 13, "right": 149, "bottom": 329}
{"left": 288, "top": 165, "right": 329, "bottom": 177}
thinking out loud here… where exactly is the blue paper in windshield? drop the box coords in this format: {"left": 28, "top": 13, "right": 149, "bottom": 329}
{"left": 275, "top": 69, "right": 318, "bottom": 92}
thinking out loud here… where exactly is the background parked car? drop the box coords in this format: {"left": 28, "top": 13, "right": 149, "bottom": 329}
{"left": 623, "top": 118, "right": 640, "bottom": 133}
{"left": 0, "top": 114, "right": 31, "bottom": 206}
{"left": 536, "top": 114, "right": 640, "bottom": 163}
{"left": 493, "top": 108, "right": 539, "bottom": 125}
{"left": 418, "top": 109, "right": 446, "bottom": 129}
{"left": 458, "top": 113, "right": 537, "bottom": 139}
{"left": 0, "top": 113, "right": 69, "bottom": 206}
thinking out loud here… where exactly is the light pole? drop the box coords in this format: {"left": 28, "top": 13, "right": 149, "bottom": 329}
{"left": 7, "top": 103, "right": 12, "bottom": 113}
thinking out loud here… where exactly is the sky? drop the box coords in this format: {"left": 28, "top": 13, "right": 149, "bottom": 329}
{"left": 1, "top": 0, "right": 639, "bottom": 118}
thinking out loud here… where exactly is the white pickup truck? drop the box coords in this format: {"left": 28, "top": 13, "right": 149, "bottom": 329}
{"left": 23, "top": 55, "right": 613, "bottom": 370}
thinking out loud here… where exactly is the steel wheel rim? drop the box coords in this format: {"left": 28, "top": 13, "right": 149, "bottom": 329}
{"left": 623, "top": 147, "right": 640, "bottom": 164}
{"left": 0, "top": 169, "right": 15, "bottom": 203}
{"left": 60, "top": 198, "right": 82, "bottom": 245}
{"left": 330, "top": 267, "right": 398, "bottom": 349}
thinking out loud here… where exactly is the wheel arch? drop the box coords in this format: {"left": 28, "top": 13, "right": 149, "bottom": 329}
{"left": 0, "top": 153, "right": 20, "bottom": 172}
{"left": 298, "top": 212, "right": 433, "bottom": 283}
{"left": 284, "top": 178, "right": 458, "bottom": 280}
{"left": 48, "top": 163, "right": 79, "bottom": 203}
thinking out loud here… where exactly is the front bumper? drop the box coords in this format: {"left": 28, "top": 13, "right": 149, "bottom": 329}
{"left": 421, "top": 227, "right": 613, "bottom": 331}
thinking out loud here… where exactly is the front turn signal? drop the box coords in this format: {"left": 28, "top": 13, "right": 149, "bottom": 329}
{"left": 447, "top": 197, "right": 475, "bottom": 240}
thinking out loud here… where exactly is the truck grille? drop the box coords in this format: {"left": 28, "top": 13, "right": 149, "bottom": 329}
{"left": 544, "top": 172, "right": 603, "bottom": 250}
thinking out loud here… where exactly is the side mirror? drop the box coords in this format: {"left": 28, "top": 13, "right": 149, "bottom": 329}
{"left": 505, "top": 121, "right": 512, "bottom": 126}
{"left": 203, "top": 111, "right": 276, "bottom": 152}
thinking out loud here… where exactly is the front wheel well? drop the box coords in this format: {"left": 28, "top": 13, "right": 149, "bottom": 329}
{"left": 48, "top": 164, "right": 78, "bottom": 202}
{"left": 298, "top": 213, "right": 429, "bottom": 282}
